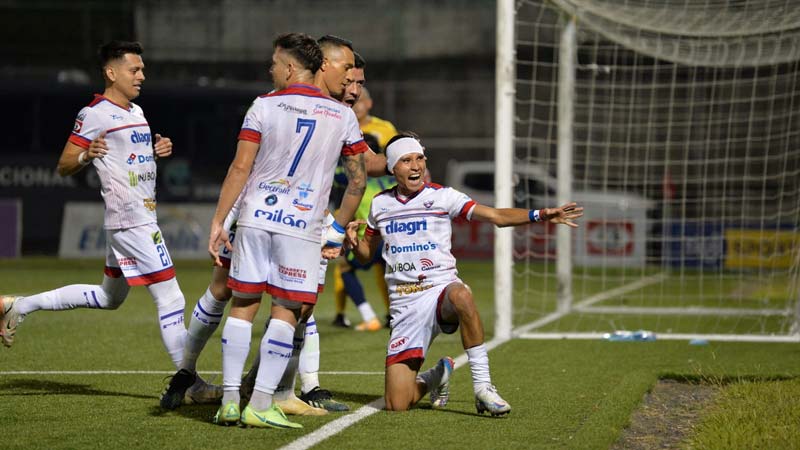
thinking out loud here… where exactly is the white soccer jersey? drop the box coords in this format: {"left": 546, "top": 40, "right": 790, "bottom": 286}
{"left": 236, "top": 83, "right": 368, "bottom": 242}
{"left": 69, "top": 94, "right": 157, "bottom": 230}
{"left": 366, "top": 183, "right": 477, "bottom": 306}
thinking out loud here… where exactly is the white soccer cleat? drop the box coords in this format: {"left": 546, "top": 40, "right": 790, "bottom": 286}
{"left": 0, "top": 296, "right": 23, "bottom": 348}
{"left": 430, "top": 356, "right": 454, "bottom": 409}
{"left": 183, "top": 376, "right": 223, "bottom": 405}
{"left": 475, "top": 384, "right": 511, "bottom": 416}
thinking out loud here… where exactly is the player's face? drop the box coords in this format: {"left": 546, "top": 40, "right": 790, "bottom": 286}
{"left": 342, "top": 68, "right": 365, "bottom": 107}
{"left": 269, "top": 48, "right": 292, "bottom": 90}
{"left": 393, "top": 152, "right": 427, "bottom": 195}
{"left": 108, "top": 53, "right": 145, "bottom": 101}
{"left": 352, "top": 91, "right": 371, "bottom": 121}
{"left": 322, "top": 46, "right": 355, "bottom": 101}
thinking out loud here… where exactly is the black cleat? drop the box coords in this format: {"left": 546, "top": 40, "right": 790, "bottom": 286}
{"left": 331, "top": 313, "right": 351, "bottom": 328}
{"left": 300, "top": 386, "right": 350, "bottom": 412}
{"left": 160, "top": 368, "right": 197, "bottom": 410}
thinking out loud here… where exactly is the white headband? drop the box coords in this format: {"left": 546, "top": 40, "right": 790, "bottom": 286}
{"left": 385, "top": 137, "right": 425, "bottom": 174}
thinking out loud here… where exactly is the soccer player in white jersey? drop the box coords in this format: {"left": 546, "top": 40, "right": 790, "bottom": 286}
{"left": 160, "top": 35, "right": 386, "bottom": 414}
{"left": 207, "top": 33, "right": 367, "bottom": 429}
{"left": 0, "top": 40, "right": 219, "bottom": 403}
{"left": 346, "top": 132, "right": 584, "bottom": 415}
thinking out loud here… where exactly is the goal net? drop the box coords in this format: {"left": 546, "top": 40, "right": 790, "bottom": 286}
{"left": 496, "top": 0, "right": 800, "bottom": 342}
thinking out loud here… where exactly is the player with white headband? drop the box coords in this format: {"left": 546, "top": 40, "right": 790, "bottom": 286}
{"left": 346, "top": 131, "right": 584, "bottom": 415}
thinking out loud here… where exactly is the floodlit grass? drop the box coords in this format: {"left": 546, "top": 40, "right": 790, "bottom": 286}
{"left": 687, "top": 378, "right": 800, "bottom": 450}
{"left": 0, "top": 258, "right": 798, "bottom": 449}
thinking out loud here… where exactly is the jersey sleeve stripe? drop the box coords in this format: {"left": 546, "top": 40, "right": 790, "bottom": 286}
{"left": 238, "top": 128, "right": 261, "bottom": 143}
{"left": 69, "top": 134, "right": 92, "bottom": 149}
{"left": 365, "top": 226, "right": 378, "bottom": 236}
{"left": 341, "top": 139, "right": 369, "bottom": 156}
{"left": 459, "top": 200, "right": 477, "bottom": 220}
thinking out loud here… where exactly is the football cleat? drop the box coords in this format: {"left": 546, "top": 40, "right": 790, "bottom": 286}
{"left": 355, "top": 318, "right": 381, "bottom": 332}
{"left": 300, "top": 387, "right": 350, "bottom": 412}
{"left": 184, "top": 375, "right": 223, "bottom": 405}
{"left": 475, "top": 385, "right": 511, "bottom": 416}
{"left": 240, "top": 404, "right": 302, "bottom": 429}
{"left": 213, "top": 401, "right": 241, "bottom": 426}
{"left": 274, "top": 395, "right": 328, "bottom": 416}
{"left": 430, "top": 357, "right": 455, "bottom": 409}
{"left": 0, "top": 296, "right": 23, "bottom": 348}
{"left": 331, "top": 313, "right": 351, "bottom": 328}
{"left": 160, "top": 368, "right": 197, "bottom": 410}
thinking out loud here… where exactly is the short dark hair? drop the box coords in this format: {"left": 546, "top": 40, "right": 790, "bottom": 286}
{"left": 317, "top": 34, "right": 353, "bottom": 52}
{"left": 99, "top": 40, "right": 143, "bottom": 67}
{"left": 386, "top": 131, "right": 422, "bottom": 149}
{"left": 273, "top": 32, "right": 322, "bottom": 73}
{"left": 363, "top": 133, "right": 380, "bottom": 153}
{"left": 353, "top": 51, "right": 366, "bottom": 69}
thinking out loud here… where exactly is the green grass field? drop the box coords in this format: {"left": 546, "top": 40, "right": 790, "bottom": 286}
{"left": 1, "top": 258, "right": 799, "bottom": 449}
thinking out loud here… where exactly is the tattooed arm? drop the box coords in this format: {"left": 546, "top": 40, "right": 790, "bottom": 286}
{"left": 332, "top": 152, "right": 367, "bottom": 228}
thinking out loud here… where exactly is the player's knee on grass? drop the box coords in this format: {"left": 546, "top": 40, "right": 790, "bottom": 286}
{"left": 98, "top": 275, "right": 130, "bottom": 309}
{"left": 384, "top": 360, "right": 422, "bottom": 411}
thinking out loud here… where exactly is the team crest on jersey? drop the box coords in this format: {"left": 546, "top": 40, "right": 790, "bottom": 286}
{"left": 143, "top": 198, "right": 156, "bottom": 211}
{"left": 424, "top": 200, "right": 434, "bottom": 209}
{"left": 265, "top": 194, "right": 278, "bottom": 206}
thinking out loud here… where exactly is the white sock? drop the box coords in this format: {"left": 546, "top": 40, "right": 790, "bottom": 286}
{"left": 221, "top": 316, "right": 252, "bottom": 405}
{"left": 299, "top": 315, "right": 320, "bottom": 394}
{"left": 250, "top": 318, "right": 295, "bottom": 410}
{"left": 357, "top": 302, "right": 377, "bottom": 322}
{"left": 17, "top": 276, "right": 130, "bottom": 314}
{"left": 274, "top": 321, "right": 305, "bottom": 401}
{"left": 466, "top": 344, "right": 492, "bottom": 394}
{"left": 182, "top": 288, "right": 228, "bottom": 372}
{"left": 147, "top": 279, "right": 188, "bottom": 369}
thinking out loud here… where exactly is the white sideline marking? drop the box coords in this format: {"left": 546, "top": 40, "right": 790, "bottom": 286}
{"left": 517, "top": 332, "right": 800, "bottom": 343}
{"left": 279, "top": 335, "right": 511, "bottom": 450}
{"left": 0, "top": 370, "right": 383, "bottom": 376}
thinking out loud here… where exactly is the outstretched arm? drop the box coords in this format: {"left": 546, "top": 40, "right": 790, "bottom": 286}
{"left": 470, "top": 202, "right": 583, "bottom": 228}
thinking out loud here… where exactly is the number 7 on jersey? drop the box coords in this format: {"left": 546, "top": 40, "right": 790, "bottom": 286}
{"left": 287, "top": 118, "right": 317, "bottom": 176}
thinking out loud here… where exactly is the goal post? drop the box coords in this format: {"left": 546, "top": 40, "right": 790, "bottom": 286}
{"left": 494, "top": 0, "right": 800, "bottom": 342}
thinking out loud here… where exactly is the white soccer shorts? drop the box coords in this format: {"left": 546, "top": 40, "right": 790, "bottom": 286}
{"left": 104, "top": 222, "right": 176, "bottom": 286}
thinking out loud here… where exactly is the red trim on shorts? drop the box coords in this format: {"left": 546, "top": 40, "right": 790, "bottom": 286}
{"left": 317, "top": 283, "right": 324, "bottom": 293}
{"left": 104, "top": 266, "right": 123, "bottom": 278}
{"left": 386, "top": 348, "right": 424, "bottom": 367}
{"left": 126, "top": 267, "right": 176, "bottom": 286}
{"left": 227, "top": 277, "right": 266, "bottom": 294}
{"left": 266, "top": 284, "right": 318, "bottom": 305}
{"left": 219, "top": 256, "right": 231, "bottom": 269}
{"left": 238, "top": 129, "right": 261, "bottom": 143}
